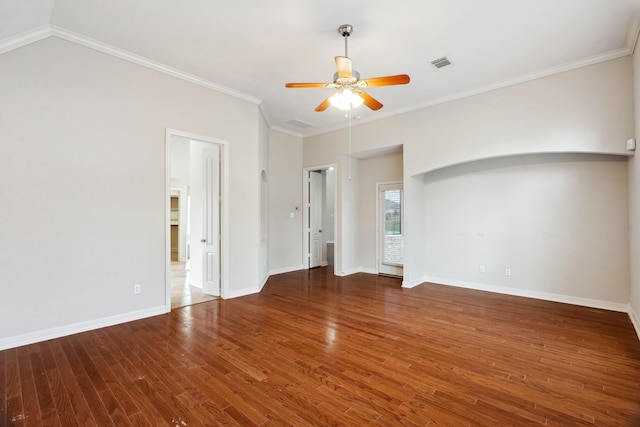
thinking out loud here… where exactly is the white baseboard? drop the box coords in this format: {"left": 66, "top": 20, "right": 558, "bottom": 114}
{"left": 269, "top": 265, "right": 380, "bottom": 278}
{"left": 423, "top": 276, "right": 629, "bottom": 312}
{"left": 335, "top": 267, "right": 382, "bottom": 277}
{"left": 629, "top": 305, "right": 640, "bottom": 341}
{"left": 269, "top": 265, "right": 304, "bottom": 276}
{"left": 224, "top": 287, "right": 260, "bottom": 299}
{"left": 335, "top": 267, "right": 360, "bottom": 277}
{"left": 402, "top": 276, "right": 426, "bottom": 288}
{"left": 259, "top": 274, "right": 269, "bottom": 292}
{"left": 0, "top": 305, "right": 167, "bottom": 351}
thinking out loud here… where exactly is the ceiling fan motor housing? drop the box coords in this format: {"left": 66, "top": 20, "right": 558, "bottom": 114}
{"left": 333, "top": 70, "right": 360, "bottom": 86}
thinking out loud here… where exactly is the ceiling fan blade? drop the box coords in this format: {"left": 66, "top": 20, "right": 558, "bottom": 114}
{"left": 315, "top": 96, "right": 332, "bottom": 112}
{"left": 361, "top": 74, "right": 410, "bottom": 87}
{"left": 335, "top": 56, "right": 352, "bottom": 79}
{"left": 359, "top": 91, "right": 383, "bottom": 111}
{"left": 285, "top": 82, "right": 330, "bottom": 88}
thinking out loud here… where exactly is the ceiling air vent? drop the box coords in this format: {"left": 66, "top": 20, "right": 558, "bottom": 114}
{"left": 287, "top": 119, "right": 314, "bottom": 129}
{"left": 431, "top": 57, "right": 451, "bottom": 69}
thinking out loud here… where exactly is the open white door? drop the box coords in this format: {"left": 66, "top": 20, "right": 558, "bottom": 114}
{"left": 378, "top": 183, "right": 404, "bottom": 277}
{"left": 201, "top": 144, "right": 220, "bottom": 296}
{"left": 167, "top": 129, "right": 228, "bottom": 312}
{"left": 309, "top": 171, "right": 323, "bottom": 268}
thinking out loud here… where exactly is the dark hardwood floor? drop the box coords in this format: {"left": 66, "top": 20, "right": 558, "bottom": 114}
{"left": 2, "top": 267, "right": 640, "bottom": 426}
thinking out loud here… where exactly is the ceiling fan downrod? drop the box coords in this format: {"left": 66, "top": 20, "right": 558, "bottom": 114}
{"left": 338, "top": 24, "right": 353, "bottom": 57}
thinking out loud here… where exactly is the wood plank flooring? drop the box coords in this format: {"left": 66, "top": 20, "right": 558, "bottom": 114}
{"left": 2, "top": 267, "right": 640, "bottom": 426}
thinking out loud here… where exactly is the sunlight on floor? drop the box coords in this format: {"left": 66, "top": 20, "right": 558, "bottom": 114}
{"left": 171, "top": 261, "right": 217, "bottom": 309}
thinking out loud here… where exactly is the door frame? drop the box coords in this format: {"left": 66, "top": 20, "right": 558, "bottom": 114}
{"left": 302, "top": 164, "right": 337, "bottom": 270}
{"left": 165, "top": 128, "right": 229, "bottom": 312}
{"left": 376, "top": 180, "right": 404, "bottom": 277}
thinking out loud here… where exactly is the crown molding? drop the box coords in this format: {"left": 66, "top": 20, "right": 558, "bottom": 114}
{"left": 0, "top": 24, "right": 262, "bottom": 106}
{"left": 302, "top": 45, "right": 634, "bottom": 139}
{"left": 269, "top": 126, "right": 304, "bottom": 139}
{"left": 49, "top": 25, "right": 262, "bottom": 105}
{"left": 404, "top": 46, "right": 632, "bottom": 114}
{"left": 2, "top": 22, "right": 638, "bottom": 139}
{"left": 0, "top": 25, "right": 52, "bottom": 55}
{"left": 299, "top": 17, "right": 640, "bottom": 139}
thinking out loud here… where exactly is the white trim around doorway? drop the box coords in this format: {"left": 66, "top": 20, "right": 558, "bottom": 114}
{"left": 302, "top": 164, "right": 337, "bottom": 271}
{"left": 165, "top": 128, "right": 230, "bottom": 312}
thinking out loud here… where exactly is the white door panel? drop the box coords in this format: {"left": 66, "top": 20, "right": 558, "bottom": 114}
{"left": 202, "top": 144, "right": 220, "bottom": 296}
{"left": 309, "top": 171, "right": 323, "bottom": 268}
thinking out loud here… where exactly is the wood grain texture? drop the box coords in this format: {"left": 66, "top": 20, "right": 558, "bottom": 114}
{"left": 2, "top": 268, "right": 640, "bottom": 426}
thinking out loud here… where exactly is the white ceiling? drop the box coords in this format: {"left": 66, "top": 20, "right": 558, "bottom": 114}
{"left": 2, "top": 0, "right": 640, "bottom": 137}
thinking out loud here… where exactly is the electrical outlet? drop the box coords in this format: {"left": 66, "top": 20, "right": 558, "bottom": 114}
{"left": 133, "top": 283, "right": 141, "bottom": 294}
{"left": 479, "top": 265, "right": 486, "bottom": 273}
{"left": 505, "top": 268, "right": 511, "bottom": 277}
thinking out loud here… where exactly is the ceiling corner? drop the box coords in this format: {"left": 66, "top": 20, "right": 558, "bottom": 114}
{"left": 0, "top": 25, "right": 53, "bottom": 56}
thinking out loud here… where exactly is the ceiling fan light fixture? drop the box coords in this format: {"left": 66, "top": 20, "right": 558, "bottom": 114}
{"left": 329, "top": 88, "right": 363, "bottom": 110}
{"left": 285, "top": 24, "right": 409, "bottom": 113}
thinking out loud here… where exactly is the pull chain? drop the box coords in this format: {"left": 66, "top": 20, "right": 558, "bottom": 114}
{"left": 348, "top": 108, "right": 352, "bottom": 180}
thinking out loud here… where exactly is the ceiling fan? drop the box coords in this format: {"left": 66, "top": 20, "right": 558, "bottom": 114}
{"left": 285, "top": 24, "right": 410, "bottom": 112}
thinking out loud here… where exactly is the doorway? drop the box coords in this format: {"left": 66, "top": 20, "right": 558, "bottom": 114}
{"left": 309, "top": 171, "right": 323, "bottom": 268}
{"left": 170, "top": 193, "right": 180, "bottom": 262}
{"left": 377, "top": 182, "right": 404, "bottom": 277}
{"left": 303, "top": 165, "right": 336, "bottom": 272}
{"left": 166, "top": 129, "right": 229, "bottom": 311}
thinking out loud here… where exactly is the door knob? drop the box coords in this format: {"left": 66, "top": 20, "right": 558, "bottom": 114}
{"left": 201, "top": 238, "right": 206, "bottom": 243}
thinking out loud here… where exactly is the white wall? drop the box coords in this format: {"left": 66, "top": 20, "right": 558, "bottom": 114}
{"left": 324, "top": 168, "right": 335, "bottom": 245}
{"left": 268, "top": 130, "right": 303, "bottom": 274}
{"left": 400, "top": 56, "right": 633, "bottom": 176}
{"left": 338, "top": 155, "right": 360, "bottom": 275}
{"left": 403, "top": 174, "right": 425, "bottom": 287}
{"left": 304, "top": 56, "right": 634, "bottom": 306}
{"left": 0, "top": 36, "right": 261, "bottom": 347}
{"left": 630, "top": 37, "right": 640, "bottom": 334}
{"left": 423, "top": 154, "right": 629, "bottom": 306}
{"left": 357, "top": 153, "right": 403, "bottom": 272}
{"left": 305, "top": 57, "right": 633, "bottom": 175}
